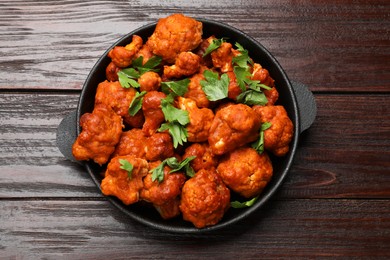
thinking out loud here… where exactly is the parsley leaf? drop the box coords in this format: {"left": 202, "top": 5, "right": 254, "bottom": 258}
{"left": 232, "top": 42, "right": 253, "bottom": 69}
{"left": 117, "top": 55, "right": 162, "bottom": 89}
{"left": 150, "top": 156, "right": 196, "bottom": 182}
{"left": 128, "top": 91, "right": 146, "bottom": 116}
{"left": 236, "top": 88, "right": 268, "bottom": 106}
{"left": 251, "top": 122, "right": 272, "bottom": 154}
{"left": 231, "top": 196, "right": 259, "bottom": 208}
{"left": 133, "top": 56, "right": 162, "bottom": 74}
{"left": 119, "top": 159, "right": 133, "bottom": 179}
{"left": 159, "top": 95, "right": 190, "bottom": 148}
{"left": 118, "top": 69, "right": 140, "bottom": 89}
{"left": 203, "top": 38, "right": 225, "bottom": 57}
{"left": 161, "top": 78, "right": 190, "bottom": 97}
{"left": 158, "top": 122, "right": 188, "bottom": 148}
{"left": 200, "top": 70, "right": 229, "bottom": 101}
{"left": 161, "top": 96, "right": 190, "bottom": 126}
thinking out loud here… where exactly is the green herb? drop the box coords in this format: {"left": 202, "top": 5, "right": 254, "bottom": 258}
{"left": 236, "top": 88, "right": 268, "bottom": 106}
{"left": 118, "top": 69, "right": 140, "bottom": 89}
{"left": 158, "top": 122, "right": 188, "bottom": 148}
{"left": 117, "top": 55, "right": 162, "bottom": 88}
{"left": 203, "top": 38, "right": 226, "bottom": 57}
{"left": 161, "top": 78, "right": 190, "bottom": 97}
{"left": 119, "top": 159, "right": 134, "bottom": 179}
{"left": 251, "top": 122, "right": 272, "bottom": 154}
{"left": 232, "top": 42, "right": 253, "bottom": 69}
{"left": 128, "top": 91, "right": 146, "bottom": 116}
{"left": 161, "top": 97, "right": 190, "bottom": 126}
{"left": 132, "top": 56, "right": 162, "bottom": 75}
{"left": 158, "top": 95, "right": 190, "bottom": 148}
{"left": 200, "top": 70, "right": 229, "bottom": 101}
{"left": 231, "top": 196, "right": 259, "bottom": 208}
{"left": 150, "top": 156, "right": 196, "bottom": 182}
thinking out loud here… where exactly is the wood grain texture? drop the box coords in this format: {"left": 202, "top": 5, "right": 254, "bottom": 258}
{"left": 0, "top": 0, "right": 389, "bottom": 92}
{"left": 1, "top": 93, "right": 389, "bottom": 199}
{"left": 1, "top": 199, "right": 389, "bottom": 259}
{"left": 1, "top": 1, "right": 389, "bottom": 258}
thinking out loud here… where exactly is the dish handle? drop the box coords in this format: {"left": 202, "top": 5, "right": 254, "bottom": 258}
{"left": 56, "top": 110, "right": 81, "bottom": 164}
{"left": 291, "top": 81, "right": 317, "bottom": 133}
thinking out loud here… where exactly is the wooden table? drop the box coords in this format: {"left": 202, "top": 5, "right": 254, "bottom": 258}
{"left": 1, "top": 1, "right": 389, "bottom": 258}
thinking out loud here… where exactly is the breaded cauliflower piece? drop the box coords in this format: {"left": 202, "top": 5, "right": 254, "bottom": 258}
{"left": 183, "top": 66, "right": 211, "bottom": 108}
{"left": 101, "top": 156, "right": 149, "bottom": 205}
{"left": 251, "top": 63, "right": 279, "bottom": 105}
{"left": 217, "top": 147, "right": 273, "bottom": 198}
{"left": 177, "top": 96, "right": 214, "bottom": 142}
{"left": 146, "top": 14, "right": 203, "bottom": 63}
{"left": 139, "top": 71, "right": 161, "bottom": 92}
{"left": 183, "top": 143, "right": 219, "bottom": 172}
{"left": 112, "top": 129, "right": 147, "bottom": 158}
{"left": 141, "top": 163, "right": 186, "bottom": 219}
{"left": 163, "top": 51, "right": 201, "bottom": 79}
{"left": 180, "top": 168, "right": 230, "bottom": 228}
{"left": 72, "top": 104, "right": 123, "bottom": 165}
{"left": 94, "top": 80, "right": 144, "bottom": 128}
{"left": 108, "top": 35, "right": 143, "bottom": 68}
{"left": 253, "top": 105, "right": 294, "bottom": 156}
{"left": 208, "top": 103, "right": 261, "bottom": 155}
{"left": 142, "top": 91, "right": 166, "bottom": 136}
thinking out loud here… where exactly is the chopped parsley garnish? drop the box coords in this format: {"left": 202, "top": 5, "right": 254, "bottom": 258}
{"left": 231, "top": 196, "right": 259, "bottom": 208}
{"left": 118, "top": 69, "right": 140, "bottom": 89}
{"left": 128, "top": 91, "right": 146, "bottom": 116}
{"left": 118, "top": 55, "right": 162, "bottom": 88}
{"left": 150, "top": 156, "right": 196, "bottom": 182}
{"left": 200, "top": 70, "right": 229, "bottom": 101}
{"left": 132, "top": 55, "right": 162, "bottom": 74}
{"left": 203, "top": 38, "right": 226, "bottom": 57}
{"left": 232, "top": 43, "right": 272, "bottom": 105}
{"left": 232, "top": 42, "right": 253, "bottom": 69}
{"left": 119, "top": 159, "right": 134, "bottom": 179}
{"left": 158, "top": 94, "right": 190, "bottom": 148}
{"left": 161, "top": 78, "right": 190, "bottom": 97}
{"left": 251, "top": 122, "right": 272, "bottom": 154}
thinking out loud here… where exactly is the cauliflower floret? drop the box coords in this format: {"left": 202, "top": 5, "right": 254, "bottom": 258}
{"left": 72, "top": 104, "right": 123, "bottom": 165}
{"left": 183, "top": 143, "right": 219, "bottom": 172}
{"left": 141, "top": 163, "right": 186, "bottom": 219}
{"left": 208, "top": 103, "right": 261, "bottom": 155}
{"left": 101, "top": 156, "right": 149, "bottom": 205}
{"left": 177, "top": 96, "right": 214, "bottom": 142}
{"left": 253, "top": 105, "right": 294, "bottom": 156}
{"left": 163, "top": 51, "right": 201, "bottom": 79}
{"left": 108, "top": 35, "right": 143, "bottom": 68}
{"left": 180, "top": 168, "right": 230, "bottom": 228}
{"left": 94, "top": 80, "right": 144, "bottom": 128}
{"left": 217, "top": 147, "right": 273, "bottom": 198}
{"left": 146, "top": 14, "right": 203, "bottom": 63}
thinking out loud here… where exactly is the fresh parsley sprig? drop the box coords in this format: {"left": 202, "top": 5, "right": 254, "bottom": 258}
{"left": 158, "top": 94, "right": 190, "bottom": 148}
{"left": 203, "top": 38, "right": 226, "bottom": 57}
{"left": 117, "top": 55, "right": 162, "bottom": 88}
{"left": 161, "top": 78, "right": 190, "bottom": 97}
{"left": 119, "top": 159, "right": 134, "bottom": 179}
{"left": 231, "top": 196, "right": 259, "bottom": 208}
{"left": 128, "top": 91, "right": 147, "bottom": 116}
{"left": 200, "top": 70, "right": 230, "bottom": 101}
{"left": 251, "top": 122, "right": 272, "bottom": 154}
{"left": 232, "top": 43, "right": 272, "bottom": 105}
{"left": 150, "top": 156, "right": 196, "bottom": 183}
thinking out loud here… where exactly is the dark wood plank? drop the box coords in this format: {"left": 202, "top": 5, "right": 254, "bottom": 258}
{"left": 0, "top": 92, "right": 389, "bottom": 199}
{"left": 0, "top": 0, "right": 389, "bottom": 92}
{"left": 1, "top": 199, "right": 389, "bottom": 258}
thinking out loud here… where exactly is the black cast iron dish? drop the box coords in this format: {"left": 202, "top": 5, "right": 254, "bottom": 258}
{"left": 57, "top": 18, "right": 317, "bottom": 233}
